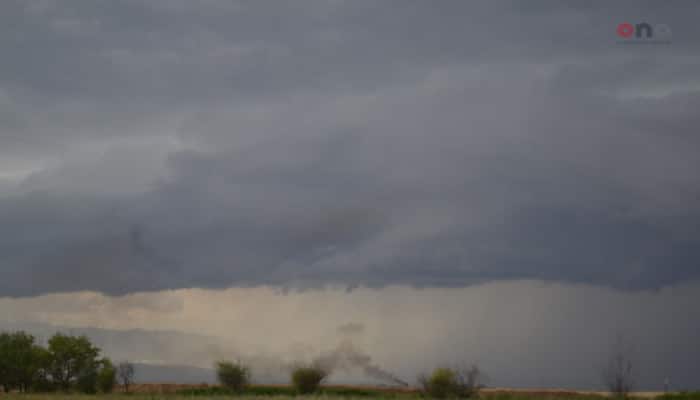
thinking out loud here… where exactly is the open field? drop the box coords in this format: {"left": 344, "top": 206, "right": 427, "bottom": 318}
{"left": 2, "top": 385, "right": 695, "bottom": 400}
{"left": 130, "top": 383, "right": 673, "bottom": 398}
{"left": 90, "top": 383, "right": 669, "bottom": 398}
{"left": 0, "top": 393, "right": 696, "bottom": 400}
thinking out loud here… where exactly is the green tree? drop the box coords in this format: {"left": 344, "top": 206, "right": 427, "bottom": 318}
{"left": 30, "top": 345, "right": 53, "bottom": 392}
{"left": 419, "top": 365, "right": 483, "bottom": 399}
{"left": 216, "top": 361, "right": 251, "bottom": 392}
{"left": 291, "top": 364, "right": 328, "bottom": 394}
{"left": 76, "top": 365, "right": 99, "bottom": 394}
{"left": 420, "top": 368, "right": 458, "bottom": 399}
{"left": 97, "top": 358, "right": 117, "bottom": 393}
{"left": 0, "top": 331, "right": 48, "bottom": 392}
{"left": 46, "top": 333, "right": 101, "bottom": 392}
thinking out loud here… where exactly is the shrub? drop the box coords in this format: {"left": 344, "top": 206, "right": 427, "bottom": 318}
{"left": 420, "top": 368, "right": 458, "bottom": 399}
{"left": 291, "top": 364, "right": 328, "bottom": 394}
{"left": 216, "top": 361, "right": 251, "bottom": 392}
{"left": 420, "top": 365, "right": 483, "bottom": 399}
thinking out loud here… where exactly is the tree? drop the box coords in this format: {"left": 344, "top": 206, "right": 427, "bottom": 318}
{"left": 216, "top": 361, "right": 250, "bottom": 392}
{"left": 76, "top": 364, "right": 99, "bottom": 394}
{"left": 291, "top": 363, "right": 328, "bottom": 394}
{"left": 0, "top": 331, "right": 110, "bottom": 393}
{"left": 419, "top": 365, "right": 484, "bottom": 399}
{"left": 419, "top": 368, "right": 457, "bottom": 399}
{"left": 28, "top": 345, "right": 52, "bottom": 392}
{"left": 97, "top": 358, "right": 117, "bottom": 393}
{"left": 30, "top": 345, "right": 53, "bottom": 392}
{"left": 602, "top": 335, "right": 635, "bottom": 398}
{"left": 0, "top": 331, "right": 48, "bottom": 393}
{"left": 47, "top": 333, "right": 101, "bottom": 391}
{"left": 118, "top": 361, "right": 135, "bottom": 393}
{"left": 454, "top": 364, "right": 484, "bottom": 398}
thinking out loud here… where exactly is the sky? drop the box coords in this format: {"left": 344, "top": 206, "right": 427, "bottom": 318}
{"left": 1, "top": 0, "right": 699, "bottom": 390}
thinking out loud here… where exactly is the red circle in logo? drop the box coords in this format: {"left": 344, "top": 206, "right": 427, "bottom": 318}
{"left": 617, "top": 23, "right": 634, "bottom": 38}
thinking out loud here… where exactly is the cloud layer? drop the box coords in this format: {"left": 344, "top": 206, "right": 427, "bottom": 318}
{"left": 1, "top": 1, "right": 700, "bottom": 295}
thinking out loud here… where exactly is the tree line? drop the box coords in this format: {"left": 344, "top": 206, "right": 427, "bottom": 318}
{"left": 3, "top": 329, "right": 637, "bottom": 398}
{"left": 0, "top": 330, "right": 133, "bottom": 393}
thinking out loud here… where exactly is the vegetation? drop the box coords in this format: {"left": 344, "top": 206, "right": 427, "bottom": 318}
{"left": 0, "top": 389, "right": 695, "bottom": 400}
{"left": 48, "top": 333, "right": 101, "bottom": 392}
{"left": 418, "top": 365, "right": 483, "bottom": 399}
{"left": 0, "top": 392, "right": 629, "bottom": 400}
{"left": 97, "top": 358, "right": 117, "bottom": 393}
{"left": 178, "top": 385, "right": 386, "bottom": 397}
{"left": 290, "top": 364, "right": 329, "bottom": 394}
{"left": 0, "top": 331, "right": 47, "bottom": 392}
{"left": 1, "top": 329, "right": 690, "bottom": 400}
{"left": 484, "top": 395, "right": 606, "bottom": 400}
{"left": 419, "top": 368, "right": 457, "bottom": 399}
{"left": 657, "top": 393, "right": 700, "bottom": 400}
{"left": 0, "top": 330, "right": 115, "bottom": 393}
{"left": 215, "top": 361, "right": 251, "bottom": 392}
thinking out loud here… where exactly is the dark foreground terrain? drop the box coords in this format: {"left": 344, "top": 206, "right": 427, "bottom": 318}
{"left": 2, "top": 385, "right": 696, "bottom": 400}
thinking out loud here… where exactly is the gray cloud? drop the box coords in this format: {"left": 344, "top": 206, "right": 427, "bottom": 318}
{"left": 1, "top": 1, "right": 700, "bottom": 296}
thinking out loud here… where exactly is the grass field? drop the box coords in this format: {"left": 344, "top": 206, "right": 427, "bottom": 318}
{"left": 1, "top": 391, "right": 698, "bottom": 400}
{"left": 1, "top": 385, "right": 697, "bottom": 400}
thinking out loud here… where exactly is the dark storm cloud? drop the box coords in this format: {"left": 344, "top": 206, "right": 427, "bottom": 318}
{"left": 1, "top": 1, "right": 700, "bottom": 296}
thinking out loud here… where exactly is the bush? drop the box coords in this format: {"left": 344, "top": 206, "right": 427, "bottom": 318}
{"left": 420, "top": 365, "right": 483, "bottom": 399}
{"left": 291, "top": 364, "right": 328, "bottom": 394}
{"left": 420, "top": 368, "right": 458, "bottom": 399}
{"left": 216, "top": 361, "right": 251, "bottom": 392}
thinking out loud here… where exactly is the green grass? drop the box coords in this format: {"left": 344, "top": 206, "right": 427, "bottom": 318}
{"left": 1, "top": 392, "right": 696, "bottom": 400}
{"left": 481, "top": 395, "right": 605, "bottom": 400}
{"left": 656, "top": 393, "right": 700, "bottom": 400}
